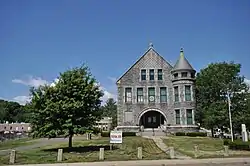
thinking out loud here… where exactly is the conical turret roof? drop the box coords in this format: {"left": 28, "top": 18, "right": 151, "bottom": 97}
{"left": 172, "top": 48, "right": 195, "bottom": 72}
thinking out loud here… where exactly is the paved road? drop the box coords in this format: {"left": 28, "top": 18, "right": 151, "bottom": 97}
{"left": 8, "top": 158, "right": 250, "bottom": 166}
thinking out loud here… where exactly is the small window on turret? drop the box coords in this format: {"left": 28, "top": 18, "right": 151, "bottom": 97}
{"left": 181, "top": 72, "right": 188, "bottom": 77}
{"left": 191, "top": 73, "right": 195, "bottom": 78}
{"left": 174, "top": 73, "right": 178, "bottom": 79}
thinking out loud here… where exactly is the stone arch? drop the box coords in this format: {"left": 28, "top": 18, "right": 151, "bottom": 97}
{"left": 137, "top": 108, "right": 167, "bottom": 128}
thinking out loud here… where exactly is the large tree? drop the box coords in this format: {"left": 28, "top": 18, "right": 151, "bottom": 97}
{"left": 29, "top": 65, "right": 103, "bottom": 147}
{"left": 101, "top": 98, "right": 117, "bottom": 129}
{"left": 195, "top": 62, "right": 249, "bottom": 135}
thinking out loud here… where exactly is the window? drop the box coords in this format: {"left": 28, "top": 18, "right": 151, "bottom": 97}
{"left": 174, "top": 86, "right": 179, "bottom": 102}
{"left": 141, "top": 69, "right": 146, "bottom": 80}
{"left": 191, "top": 73, "right": 195, "bottom": 78}
{"left": 137, "top": 88, "right": 143, "bottom": 103}
{"left": 185, "top": 85, "right": 191, "bottom": 101}
{"left": 125, "top": 87, "right": 132, "bottom": 103}
{"left": 175, "top": 109, "right": 181, "bottom": 124}
{"left": 186, "top": 109, "right": 193, "bottom": 125}
{"left": 160, "top": 87, "right": 167, "bottom": 103}
{"left": 148, "top": 87, "right": 155, "bottom": 102}
{"left": 149, "top": 69, "right": 154, "bottom": 80}
{"left": 152, "top": 116, "right": 156, "bottom": 123}
{"left": 181, "top": 72, "right": 188, "bottom": 77}
{"left": 174, "top": 73, "right": 178, "bottom": 79}
{"left": 158, "top": 69, "right": 163, "bottom": 80}
{"left": 10, "top": 126, "right": 12, "bottom": 130}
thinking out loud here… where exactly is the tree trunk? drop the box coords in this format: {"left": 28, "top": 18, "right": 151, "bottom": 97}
{"left": 68, "top": 134, "right": 73, "bottom": 148}
{"left": 211, "top": 128, "right": 214, "bottom": 137}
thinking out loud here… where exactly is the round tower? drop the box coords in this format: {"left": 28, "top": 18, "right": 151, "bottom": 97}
{"left": 170, "top": 48, "right": 197, "bottom": 132}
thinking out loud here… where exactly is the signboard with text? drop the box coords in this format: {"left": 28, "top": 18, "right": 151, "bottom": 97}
{"left": 110, "top": 130, "right": 122, "bottom": 144}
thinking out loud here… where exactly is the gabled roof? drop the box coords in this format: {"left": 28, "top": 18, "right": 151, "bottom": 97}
{"left": 172, "top": 48, "right": 195, "bottom": 72}
{"left": 116, "top": 44, "right": 173, "bottom": 84}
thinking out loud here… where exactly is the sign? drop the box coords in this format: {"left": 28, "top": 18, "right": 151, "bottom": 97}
{"left": 110, "top": 130, "right": 122, "bottom": 144}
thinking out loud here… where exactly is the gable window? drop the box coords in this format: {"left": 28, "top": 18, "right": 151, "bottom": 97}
{"left": 185, "top": 85, "right": 191, "bottom": 101}
{"left": 181, "top": 72, "right": 188, "bottom": 77}
{"left": 125, "top": 87, "right": 132, "bottom": 103}
{"left": 141, "top": 69, "right": 146, "bottom": 80}
{"left": 174, "top": 73, "right": 178, "bottom": 79}
{"left": 149, "top": 69, "right": 154, "bottom": 80}
{"left": 175, "top": 109, "right": 181, "bottom": 124}
{"left": 148, "top": 87, "right": 155, "bottom": 102}
{"left": 186, "top": 109, "right": 193, "bottom": 125}
{"left": 174, "top": 86, "right": 179, "bottom": 102}
{"left": 137, "top": 88, "right": 143, "bottom": 103}
{"left": 158, "top": 69, "right": 163, "bottom": 80}
{"left": 160, "top": 87, "right": 167, "bottom": 103}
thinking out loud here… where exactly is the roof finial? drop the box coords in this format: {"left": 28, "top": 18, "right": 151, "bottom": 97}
{"left": 180, "top": 47, "right": 184, "bottom": 57}
{"left": 149, "top": 42, "right": 153, "bottom": 48}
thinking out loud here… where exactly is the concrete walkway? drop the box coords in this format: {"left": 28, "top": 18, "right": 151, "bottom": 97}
{"left": 8, "top": 158, "right": 250, "bottom": 166}
{"left": 143, "top": 135, "right": 191, "bottom": 159}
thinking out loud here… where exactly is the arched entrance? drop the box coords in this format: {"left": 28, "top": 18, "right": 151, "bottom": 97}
{"left": 138, "top": 109, "right": 166, "bottom": 128}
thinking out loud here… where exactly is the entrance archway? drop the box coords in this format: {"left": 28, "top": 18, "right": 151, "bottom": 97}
{"left": 138, "top": 109, "right": 166, "bottom": 128}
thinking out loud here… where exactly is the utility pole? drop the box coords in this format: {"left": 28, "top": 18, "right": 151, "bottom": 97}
{"left": 227, "top": 91, "right": 234, "bottom": 142}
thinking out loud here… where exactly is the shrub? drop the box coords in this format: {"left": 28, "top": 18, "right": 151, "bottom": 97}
{"left": 101, "top": 131, "right": 136, "bottom": 137}
{"left": 223, "top": 139, "right": 229, "bottom": 145}
{"left": 186, "top": 132, "right": 207, "bottom": 137}
{"left": 175, "top": 132, "right": 186, "bottom": 136}
{"left": 227, "top": 140, "right": 250, "bottom": 151}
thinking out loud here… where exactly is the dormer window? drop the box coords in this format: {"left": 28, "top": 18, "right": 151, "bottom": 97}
{"left": 157, "top": 69, "right": 163, "bottom": 80}
{"left": 149, "top": 69, "right": 154, "bottom": 80}
{"left": 141, "top": 69, "right": 146, "bottom": 80}
{"left": 181, "top": 72, "right": 188, "bottom": 77}
{"left": 174, "top": 73, "right": 178, "bottom": 79}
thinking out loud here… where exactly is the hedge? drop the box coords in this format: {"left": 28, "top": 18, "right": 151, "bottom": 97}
{"left": 175, "top": 132, "right": 207, "bottom": 137}
{"left": 101, "top": 131, "right": 136, "bottom": 137}
{"left": 224, "top": 139, "right": 250, "bottom": 151}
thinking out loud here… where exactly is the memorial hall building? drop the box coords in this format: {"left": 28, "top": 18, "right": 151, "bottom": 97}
{"left": 116, "top": 44, "right": 197, "bottom": 132}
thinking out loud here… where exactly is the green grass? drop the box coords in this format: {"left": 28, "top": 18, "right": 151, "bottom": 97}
{"left": 163, "top": 136, "right": 250, "bottom": 158}
{"left": 0, "top": 137, "right": 169, "bottom": 165}
{"left": 0, "top": 137, "right": 35, "bottom": 150}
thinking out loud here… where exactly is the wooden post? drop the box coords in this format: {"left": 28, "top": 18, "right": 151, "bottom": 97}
{"left": 137, "top": 147, "right": 142, "bottom": 159}
{"left": 194, "top": 145, "right": 199, "bottom": 158}
{"left": 169, "top": 147, "right": 175, "bottom": 159}
{"left": 57, "top": 149, "right": 63, "bottom": 162}
{"left": 9, "top": 150, "right": 16, "bottom": 164}
{"left": 99, "top": 148, "right": 104, "bottom": 160}
{"left": 224, "top": 146, "right": 229, "bottom": 157}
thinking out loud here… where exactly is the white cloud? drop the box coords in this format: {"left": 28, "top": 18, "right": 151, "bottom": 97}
{"left": 245, "top": 78, "right": 250, "bottom": 86}
{"left": 13, "top": 96, "right": 31, "bottom": 105}
{"left": 12, "top": 76, "right": 48, "bottom": 88}
{"left": 107, "top": 76, "right": 117, "bottom": 83}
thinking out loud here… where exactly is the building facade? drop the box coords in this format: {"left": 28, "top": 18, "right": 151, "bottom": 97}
{"left": 116, "top": 44, "right": 198, "bottom": 132}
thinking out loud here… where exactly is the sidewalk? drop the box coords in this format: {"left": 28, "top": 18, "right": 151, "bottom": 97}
{"left": 9, "top": 157, "right": 250, "bottom": 166}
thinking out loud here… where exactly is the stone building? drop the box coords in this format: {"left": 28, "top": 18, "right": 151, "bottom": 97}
{"left": 116, "top": 44, "right": 198, "bottom": 132}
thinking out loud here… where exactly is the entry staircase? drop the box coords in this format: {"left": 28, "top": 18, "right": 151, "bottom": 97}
{"left": 140, "top": 128, "right": 166, "bottom": 137}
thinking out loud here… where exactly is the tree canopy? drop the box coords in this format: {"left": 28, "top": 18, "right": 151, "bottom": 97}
{"left": 101, "top": 98, "right": 117, "bottom": 129}
{"left": 195, "top": 62, "right": 250, "bottom": 135}
{"left": 0, "top": 100, "right": 30, "bottom": 123}
{"left": 29, "top": 65, "right": 103, "bottom": 147}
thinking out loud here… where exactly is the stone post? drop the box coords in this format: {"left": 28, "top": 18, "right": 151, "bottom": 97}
{"left": 169, "top": 147, "right": 175, "bottom": 159}
{"left": 224, "top": 146, "right": 229, "bottom": 157}
{"left": 9, "top": 150, "right": 16, "bottom": 164}
{"left": 99, "top": 148, "right": 104, "bottom": 160}
{"left": 194, "top": 145, "right": 199, "bottom": 158}
{"left": 242, "top": 124, "right": 248, "bottom": 142}
{"left": 57, "top": 149, "right": 63, "bottom": 162}
{"left": 137, "top": 147, "right": 142, "bottom": 159}
{"left": 86, "top": 133, "right": 89, "bottom": 140}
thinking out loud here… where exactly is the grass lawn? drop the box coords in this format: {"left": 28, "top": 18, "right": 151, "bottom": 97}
{"left": 0, "top": 137, "right": 35, "bottom": 150}
{"left": 163, "top": 136, "right": 250, "bottom": 158}
{"left": 0, "top": 136, "right": 168, "bottom": 165}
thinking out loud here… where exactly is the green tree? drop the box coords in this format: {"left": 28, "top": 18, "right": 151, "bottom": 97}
{"left": 29, "top": 65, "right": 103, "bottom": 147}
{"left": 196, "top": 62, "right": 249, "bottom": 135}
{"left": 101, "top": 98, "right": 117, "bottom": 129}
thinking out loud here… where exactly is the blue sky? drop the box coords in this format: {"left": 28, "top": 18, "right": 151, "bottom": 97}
{"left": 0, "top": 0, "right": 250, "bottom": 105}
